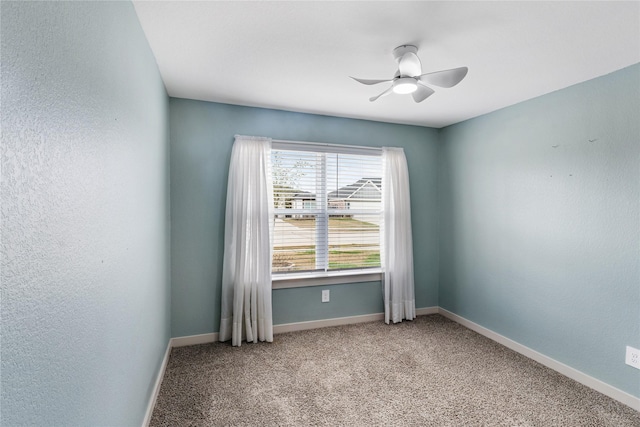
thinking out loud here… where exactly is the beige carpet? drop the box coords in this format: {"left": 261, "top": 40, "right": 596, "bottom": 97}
{"left": 150, "top": 315, "right": 639, "bottom": 426}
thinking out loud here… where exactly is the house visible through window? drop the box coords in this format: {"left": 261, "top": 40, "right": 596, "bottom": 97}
{"left": 271, "top": 145, "right": 382, "bottom": 275}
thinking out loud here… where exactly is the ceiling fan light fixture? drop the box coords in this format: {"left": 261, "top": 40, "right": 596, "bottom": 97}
{"left": 352, "top": 45, "right": 468, "bottom": 103}
{"left": 393, "top": 77, "right": 418, "bottom": 94}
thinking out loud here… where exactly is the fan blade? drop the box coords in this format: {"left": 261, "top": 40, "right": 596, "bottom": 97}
{"left": 350, "top": 77, "right": 393, "bottom": 86}
{"left": 398, "top": 52, "right": 422, "bottom": 77}
{"left": 419, "top": 67, "right": 468, "bottom": 88}
{"left": 369, "top": 85, "right": 394, "bottom": 102}
{"left": 412, "top": 82, "right": 435, "bottom": 103}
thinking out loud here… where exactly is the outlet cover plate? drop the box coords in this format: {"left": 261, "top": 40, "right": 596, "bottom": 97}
{"left": 625, "top": 346, "right": 640, "bottom": 370}
{"left": 321, "top": 289, "right": 330, "bottom": 303}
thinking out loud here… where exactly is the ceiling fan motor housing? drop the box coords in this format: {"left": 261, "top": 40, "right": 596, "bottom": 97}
{"left": 393, "top": 45, "right": 419, "bottom": 63}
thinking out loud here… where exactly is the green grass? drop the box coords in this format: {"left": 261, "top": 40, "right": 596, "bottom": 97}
{"left": 365, "top": 253, "right": 380, "bottom": 264}
{"left": 328, "top": 262, "right": 360, "bottom": 269}
{"left": 272, "top": 247, "right": 381, "bottom": 272}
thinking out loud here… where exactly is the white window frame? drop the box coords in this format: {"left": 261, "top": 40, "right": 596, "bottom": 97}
{"left": 271, "top": 140, "right": 384, "bottom": 288}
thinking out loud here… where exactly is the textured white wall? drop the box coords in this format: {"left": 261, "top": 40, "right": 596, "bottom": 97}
{"left": 1, "top": 2, "right": 170, "bottom": 425}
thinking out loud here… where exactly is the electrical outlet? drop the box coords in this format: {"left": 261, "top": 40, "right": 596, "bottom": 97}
{"left": 626, "top": 346, "right": 640, "bottom": 370}
{"left": 321, "top": 289, "right": 330, "bottom": 303}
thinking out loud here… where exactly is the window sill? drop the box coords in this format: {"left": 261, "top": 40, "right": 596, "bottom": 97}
{"left": 272, "top": 268, "right": 383, "bottom": 289}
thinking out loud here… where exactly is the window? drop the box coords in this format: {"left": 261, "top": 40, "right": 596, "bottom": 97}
{"left": 271, "top": 143, "right": 382, "bottom": 277}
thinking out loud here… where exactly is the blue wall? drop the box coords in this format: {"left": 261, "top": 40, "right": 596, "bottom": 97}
{"left": 169, "top": 99, "right": 440, "bottom": 337}
{"left": 1, "top": 2, "right": 170, "bottom": 425}
{"left": 438, "top": 64, "right": 640, "bottom": 397}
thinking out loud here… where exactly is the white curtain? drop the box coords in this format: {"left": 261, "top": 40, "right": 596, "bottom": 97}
{"left": 381, "top": 147, "right": 416, "bottom": 324}
{"left": 219, "top": 136, "right": 274, "bottom": 346}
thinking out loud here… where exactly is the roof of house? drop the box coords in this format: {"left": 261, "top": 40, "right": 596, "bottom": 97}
{"left": 285, "top": 178, "right": 382, "bottom": 201}
{"left": 328, "top": 178, "right": 381, "bottom": 200}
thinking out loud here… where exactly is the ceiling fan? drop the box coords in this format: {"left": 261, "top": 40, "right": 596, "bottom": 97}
{"left": 351, "top": 45, "right": 468, "bottom": 103}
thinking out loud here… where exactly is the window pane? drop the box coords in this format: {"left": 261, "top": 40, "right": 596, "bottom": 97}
{"left": 272, "top": 150, "right": 319, "bottom": 211}
{"left": 271, "top": 147, "right": 382, "bottom": 275}
{"left": 328, "top": 214, "right": 381, "bottom": 270}
{"left": 327, "top": 153, "right": 382, "bottom": 212}
{"left": 272, "top": 215, "right": 319, "bottom": 272}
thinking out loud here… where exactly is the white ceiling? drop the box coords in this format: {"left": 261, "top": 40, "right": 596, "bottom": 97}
{"left": 133, "top": 1, "right": 640, "bottom": 128}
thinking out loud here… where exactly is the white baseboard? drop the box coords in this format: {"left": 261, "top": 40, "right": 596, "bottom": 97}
{"left": 142, "top": 340, "right": 172, "bottom": 427}
{"left": 171, "top": 332, "right": 219, "bottom": 348}
{"left": 416, "top": 306, "right": 439, "bottom": 316}
{"left": 169, "top": 307, "right": 438, "bottom": 348}
{"left": 274, "top": 312, "right": 384, "bottom": 334}
{"left": 438, "top": 308, "right": 640, "bottom": 411}
{"left": 167, "top": 314, "right": 389, "bottom": 352}
{"left": 274, "top": 306, "right": 438, "bottom": 334}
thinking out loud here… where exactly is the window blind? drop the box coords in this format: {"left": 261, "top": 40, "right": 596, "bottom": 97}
{"left": 271, "top": 147, "right": 382, "bottom": 274}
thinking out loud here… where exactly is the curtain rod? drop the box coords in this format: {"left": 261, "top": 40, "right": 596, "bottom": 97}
{"left": 271, "top": 138, "right": 382, "bottom": 153}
